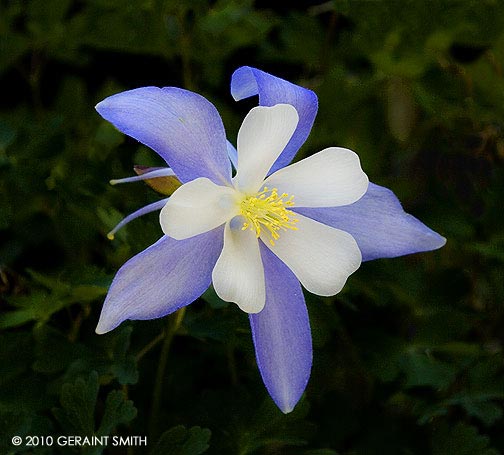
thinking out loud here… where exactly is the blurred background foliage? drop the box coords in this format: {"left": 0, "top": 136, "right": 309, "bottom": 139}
{"left": 1, "top": 0, "right": 504, "bottom": 453}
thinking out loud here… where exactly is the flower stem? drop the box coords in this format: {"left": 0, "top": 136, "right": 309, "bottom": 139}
{"left": 148, "top": 307, "right": 186, "bottom": 439}
{"left": 135, "top": 331, "right": 166, "bottom": 362}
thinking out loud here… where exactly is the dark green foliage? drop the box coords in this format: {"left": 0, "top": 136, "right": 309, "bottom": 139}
{"left": 150, "top": 426, "right": 211, "bottom": 455}
{"left": 432, "top": 423, "right": 499, "bottom": 455}
{"left": 1, "top": 0, "right": 504, "bottom": 453}
{"left": 53, "top": 372, "right": 137, "bottom": 454}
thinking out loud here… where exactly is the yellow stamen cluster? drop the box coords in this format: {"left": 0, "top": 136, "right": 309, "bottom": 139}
{"left": 240, "top": 187, "right": 299, "bottom": 245}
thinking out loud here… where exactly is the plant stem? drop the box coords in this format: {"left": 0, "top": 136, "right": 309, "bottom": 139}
{"left": 148, "top": 307, "right": 186, "bottom": 439}
{"left": 135, "top": 331, "right": 166, "bottom": 362}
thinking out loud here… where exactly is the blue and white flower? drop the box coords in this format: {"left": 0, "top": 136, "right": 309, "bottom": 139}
{"left": 95, "top": 66, "right": 446, "bottom": 413}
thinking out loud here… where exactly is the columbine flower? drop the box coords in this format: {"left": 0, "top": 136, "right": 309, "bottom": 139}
{"left": 94, "top": 66, "right": 446, "bottom": 413}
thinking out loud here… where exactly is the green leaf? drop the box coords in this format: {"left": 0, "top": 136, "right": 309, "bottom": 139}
{"left": 0, "top": 291, "right": 65, "bottom": 329}
{"left": 0, "top": 33, "right": 30, "bottom": 74}
{"left": 28, "top": 267, "right": 110, "bottom": 301}
{"left": 104, "top": 326, "right": 139, "bottom": 385}
{"left": 0, "top": 268, "right": 110, "bottom": 329}
{"left": 150, "top": 426, "right": 211, "bottom": 455}
{"left": 236, "top": 398, "right": 314, "bottom": 454}
{"left": 401, "top": 351, "right": 457, "bottom": 389}
{"left": 0, "top": 119, "right": 17, "bottom": 151}
{"left": 53, "top": 371, "right": 99, "bottom": 436}
{"left": 200, "top": 285, "right": 229, "bottom": 310}
{"left": 432, "top": 423, "right": 499, "bottom": 455}
{"left": 97, "top": 390, "right": 137, "bottom": 436}
{"left": 447, "top": 394, "right": 504, "bottom": 427}
{"left": 94, "top": 121, "right": 125, "bottom": 150}
{"left": 53, "top": 371, "right": 137, "bottom": 442}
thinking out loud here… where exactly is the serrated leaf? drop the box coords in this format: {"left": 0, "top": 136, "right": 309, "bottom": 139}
{"left": 98, "top": 325, "right": 139, "bottom": 385}
{"left": 432, "top": 423, "right": 499, "bottom": 455}
{"left": 53, "top": 371, "right": 137, "bottom": 445}
{"left": 28, "top": 267, "right": 110, "bottom": 300}
{"left": 150, "top": 425, "right": 211, "bottom": 455}
{"left": 53, "top": 372, "right": 99, "bottom": 436}
{"left": 447, "top": 394, "right": 504, "bottom": 427}
{"left": 0, "top": 269, "right": 110, "bottom": 328}
{"left": 0, "top": 291, "right": 67, "bottom": 329}
{"left": 401, "top": 352, "right": 457, "bottom": 389}
{"left": 97, "top": 390, "right": 137, "bottom": 436}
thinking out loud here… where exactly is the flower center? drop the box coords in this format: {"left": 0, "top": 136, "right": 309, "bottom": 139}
{"left": 240, "top": 187, "right": 299, "bottom": 245}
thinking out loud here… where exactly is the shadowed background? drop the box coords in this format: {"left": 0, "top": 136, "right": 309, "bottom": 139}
{"left": 1, "top": 0, "right": 504, "bottom": 454}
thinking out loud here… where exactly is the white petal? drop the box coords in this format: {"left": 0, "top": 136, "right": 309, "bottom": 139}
{"left": 264, "top": 147, "right": 369, "bottom": 208}
{"left": 263, "top": 213, "right": 361, "bottom": 296}
{"left": 212, "top": 221, "right": 266, "bottom": 313}
{"left": 234, "top": 104, "right": 299, "bottom": 192}
{"left": 160, "top": 178, "right": 238, "bottom": 240}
